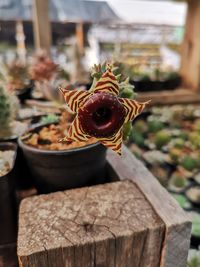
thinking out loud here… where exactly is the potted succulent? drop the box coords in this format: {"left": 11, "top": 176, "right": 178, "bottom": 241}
{"left": 0, "top": 83, "right": 27, "bottom": 142}
{"left": 187, "top": 211, "right": 200, "bottom": 248}
{"left": 3, "top": 60, "right": 33, "bottom": 103}
{"left": 0, "top": 142, "right": 17, "bottom": 245}
{"left": 187, "top": 250, "right": 200, "bottom": 267}
{"left": 168, "top": 172, "right": 189, "bottom": 193}
{"left": 29, "top": 53, "right": 59, "bottom": 101}
{"left": 18, "top": 64, "right": 141, "bottom": 193}
{"left": 186, "top": 186, "right": 200, "bottom": 208}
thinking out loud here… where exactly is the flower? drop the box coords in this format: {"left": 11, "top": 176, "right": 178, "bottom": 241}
{"left": 60, "top": 65, "right": 150, "bottom": 155}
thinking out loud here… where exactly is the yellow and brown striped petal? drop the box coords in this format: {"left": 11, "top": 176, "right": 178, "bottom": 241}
{"left": 119, "top": 98, "right": 150, "bottom": 123}
{"left": 59, "top": 87, "right": 91, "bottom": 113}
{"left": 100, "top": 129, "right": 123, "bottom": 155}
{"left": 92, "top": 68, "right": 119, "bottom": 96}
{"left": 64, "top": 116, "right": 91, "bottom": 142}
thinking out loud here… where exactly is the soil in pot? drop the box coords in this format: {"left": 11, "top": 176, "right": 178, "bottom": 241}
{"left": 0, "top": 143, "right": 17, "bottom": 245}
{"left": 18, "top": 112, "right": 107, "bottom": 193}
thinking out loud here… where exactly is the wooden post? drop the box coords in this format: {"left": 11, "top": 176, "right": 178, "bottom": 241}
{"left": 17, "top": 146, "right": 191, "bottom": 267}
{"left": 180, "top": 0, "right": 200, "bottom": 90}
{"left": 76, "top": 22, "right": 84, "bottom": 55}
{"left": 15, "top": 21, "right": 26, "bottom": 64}
{"left": 32, "top": 0, "right": 52, "bottom": 54}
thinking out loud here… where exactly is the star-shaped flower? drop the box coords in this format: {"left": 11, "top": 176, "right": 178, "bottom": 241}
{"left": 60, "top": 65, "right": 150, "bottom": 155}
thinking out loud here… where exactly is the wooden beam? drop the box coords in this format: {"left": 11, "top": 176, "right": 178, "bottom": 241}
{"left": 32, "top": 0, "right": 52, "bottom": 54}
{"left": 18, "top": 181, "right": 165, "bottom": 267}
{"left": 107, "top": 146, "right": 191, "bottom": 267}
{"left": 76, "top": 22, "right": 84, "bottom": 55}
{"left": 180, "top": 0, "right": 200, "bottom": 90}
{"left": 17, "top": 146, "right": 191, "bottom": 267}
{"left": 136, "top": 88, "right": 200, "bottom": 106}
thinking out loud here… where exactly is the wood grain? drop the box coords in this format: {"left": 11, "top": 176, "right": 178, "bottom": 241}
{"left": 106, "top": 146, "right": 191, "bottom": 267}
{"left": 32, "top": 0, "right": 52, "bottom": 54}
{"left": 18, "top": 181, "right": 165, "bottom": 267}
{"left": 180, "top": 0, "right": 200, "bottom": 90}
{"left": 136, "top": 88, "right": 200, "bottom": 106}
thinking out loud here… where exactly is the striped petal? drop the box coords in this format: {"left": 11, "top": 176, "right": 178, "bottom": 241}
{"left": 60, "top": 116, "right": 91, "bottom": 143}
{"left": 59, "top": 87, "right": 91, "bottom": 113}
{"left": 119, "top": 98, "right": 150, "bottom": 123}
{"left": 100, "top": 129, "right": 123, "bottom": 156}
{"left": 92, "top": 68, "right": 119, "bottom": 96}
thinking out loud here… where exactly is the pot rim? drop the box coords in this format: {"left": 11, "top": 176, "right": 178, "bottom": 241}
{"left": 0, "top": 142, "right": 18, "bottom": 179}
{"left": 18, "top": 135, "right": 104, "bottom": 155}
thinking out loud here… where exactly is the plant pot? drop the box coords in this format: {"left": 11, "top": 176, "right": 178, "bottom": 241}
{"left": 18, "top": 125, "right": 107, "bottom": 193}
{"left": 186, "top": 211, "right": 200, "bottom": 248}
{"left": 164, "top": 76, "right": 181, "bottom": 90}
{"left": 0, "top": 142, "right": 17, "bottom": 245}
{"left": 0, "top": 121, "right": 28, "bottom": 143}
{"left": 186, "top": 186, "right": 200, "bottom": 208}
{"left": 16, "top": 81, "right": 34, "bottom": 104}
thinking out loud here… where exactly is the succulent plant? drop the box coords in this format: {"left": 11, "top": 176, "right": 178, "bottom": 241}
{"left": 169, "top": 147, "right": 182, "bottom": 163}
{"left": 134, "top": 120, "right": 148, "bottom": 134}
{"left": 168, "top": 174, "right": 188, "bottom": 193}
{"left": 186, "top": 187, "right": 200, "bottom": 205}
{"left": 91, "top": 63, "right": 107, "bottom": 81}
{"left": 189, "top": 132, "right": 200, "bottom": 149}
{"left": 187, "top": 250, "right": 200, "bottom": 267}
{"left": 123, "top": 121, "right": 132, "bottom": 141}
{"left": 5, "top": 60, "right": 30, "bottom": 90}
{"left": 0, "top": 84, "right": 19, "bottom": 138}
{"left": 147, "top": 119, "right": 164, "bottom": 133}
{"left": 180, "top": 155, "right": 198, "bottom": 171}
{"left": 90, "top": 63, "right": 140, "bottom": 141}
{"left": 155, "top": 130, "right": 171, "bottom": 149}
{"left": 29, "top": 53, "right": 58, "bottom": 82}
{"left": 40, "top": 114, "right": 59, "bottom": 125}
{"left": 131, "top": 131, "right": 145, "bottom": 148}
{"left": 171, "top": 193, "right": 191, "bottom": 209}
{"left": 149, "top": 165, "right": 169, "bottom": 187}
{"left": 194, "top": 121, "right": 200, "bottom": 133}
{"left": 189, "top": 212, "right": 200, "bottom": 238}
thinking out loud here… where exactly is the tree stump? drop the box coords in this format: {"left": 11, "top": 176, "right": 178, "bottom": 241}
{"left": 17, "top": 146, "right": 191, "bottom": 267}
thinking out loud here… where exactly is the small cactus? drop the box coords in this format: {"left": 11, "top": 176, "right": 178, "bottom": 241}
{"left": 0, "top": 84, "right": 19, "bottom": 138}
{"left": 155, "top": 130, "right": 171, "bottom": 149}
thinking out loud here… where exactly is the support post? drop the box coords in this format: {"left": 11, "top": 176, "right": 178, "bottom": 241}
{"left": 32, "top": 0, "right": 52, "bottom": 54}
{"left": 15, "top": 21, "right": 26, "bottom": 64}
{"left": 76, "top": 22, "right": 85, "bottom": 55}
{"left": 180, "top": 0, "right": 200, "bottom": 90}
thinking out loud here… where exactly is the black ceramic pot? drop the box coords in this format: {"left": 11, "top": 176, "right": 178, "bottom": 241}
{"left": 0, "top": 142, "right": 17, "bottom": 245}
{"left": 16, "top": 81, "right": 34, "bottom": 104}
{"left": 18, "top": 125, "right": 107, "bottom": 194}
{"left": 164, "top": 76, "right": 181, "bottom": 90}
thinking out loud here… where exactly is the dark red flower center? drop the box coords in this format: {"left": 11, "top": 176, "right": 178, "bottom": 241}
{"left": 78, "top": 92, "right": 126, "bottom": 138}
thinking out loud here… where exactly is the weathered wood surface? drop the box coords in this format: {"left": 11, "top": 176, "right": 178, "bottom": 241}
{"left": 32, "top": 0, "right": 52, "bottom": 54}
{"left": 107, "top": 146, "right": 191, "bottom": 267}
{"left": 0, "top": 243, "right": 18, "bottom": 267}
{"left": 180, "top": 0, "right": 200, "bottom": 90}
{"left": 18, "top": 180, "right": 165, "bottom": 267}
{"left": 137, "top": 88, "right": 200, "bottom": 106}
